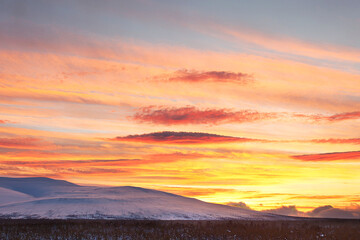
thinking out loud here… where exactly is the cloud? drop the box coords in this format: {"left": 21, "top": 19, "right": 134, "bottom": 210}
{"left": 262, "top": 204, "right": 360, "bottom": 219}
{"left": 0, "top": 86, "right": 127, "bottom": 107}
{"left": 213, "top": 24, "right": 360, "bottom": 63}
{"left": 160, "top": 186, "right": 237, "bottom": 197}
{"left": 48, "top": 167, "right": 129, "bottom": 175}
{"left": 292, "top": 151, "right": 360, "bottom": 161}
{"left": 307, "top": 205, "right": 359, "bottom": 219}
{"left": 2, "top": 22, "right": 360, "bottom": 115}
{"left": 0, "top": 137, "right": 54, "bottom": 149}
{"left": 0, "top": 159, "right": 138, "bottom": 168}
{"left": 145, "top": 152, "right": 208, "bottom": 162}
{"left": 131, "top": 106, "right": 360, "bottom": 126}
{"left": 108, "top": 131, "right": 265, "bottom": 145}
{"left": 155, "top": 69, "right": 254, "bottom": 84}
{"left": 227, "top": 202, "right": 360, "bottom": 219}
{"left": 325, "top": 111, "right": 360, "bottom": 121}
{"left": 0, "top": 148, "right": 71, "bottom": 158}
{"left": 287, "top": 195, "right": 346, "bottom": 200}
{"left": 263, "top": 205, "right": 303, "bottom": 217}
{"left": 132, "top": 106, "right": 277, "bottom": 125}
{"left": 227, "top": 202, "right": 252, "bottom": 210}
{"left": 308, "top": 205, "right": 333, "bottom": 216}
{"left": 0, "top": 152, "right": 207, "bottom": 172}
{"left": 0, "top": 120, "right": 8, "bottom": 124}
{"left": 295, "top": 111, "right": 360, "bottom": 122}
{"left": 309, "top": 138, "right": 360, "bottom": 144}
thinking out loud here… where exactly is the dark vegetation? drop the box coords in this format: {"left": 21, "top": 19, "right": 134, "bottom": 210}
{"left": 0, "top": 219, "right": 359, "bottom": 240}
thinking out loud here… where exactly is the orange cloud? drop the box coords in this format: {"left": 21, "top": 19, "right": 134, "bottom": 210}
{"left": 108, "top": 131, "right": 266, "bottom": 145}
{"left": 292, "top": 151, "right": 360, "bottom": 161}
{"left": 155, "top": 69, "right": 254, "bottom": 84}
{"left": 309, "top": 138, "right": 360, "bottom": 144}
{"left": 132, "top": 106, "right": 278, "bottom": 125}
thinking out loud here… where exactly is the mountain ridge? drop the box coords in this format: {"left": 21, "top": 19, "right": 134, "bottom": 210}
{"left": 0, "top": 177, "right": 290, "bottom": 220}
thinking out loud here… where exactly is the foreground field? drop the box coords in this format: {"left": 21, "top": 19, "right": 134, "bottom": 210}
{"left": 0, "top": 219, "right": 359, "bottom": 240}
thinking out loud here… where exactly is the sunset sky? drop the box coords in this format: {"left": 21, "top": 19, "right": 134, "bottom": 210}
{"left": 1, "top": 0, "right": 360, "bottom": 212}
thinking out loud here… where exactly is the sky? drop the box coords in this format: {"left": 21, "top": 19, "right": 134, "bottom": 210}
{"left": 0, "top": 0, "right": 360, "bottom": 214}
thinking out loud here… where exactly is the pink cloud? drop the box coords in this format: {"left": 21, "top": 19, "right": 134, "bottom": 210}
{"left": 132, "top": 106, "right": 277, "bottom": 125}
{"left": 155, "top": 69, "right": 254, "bottom": 84}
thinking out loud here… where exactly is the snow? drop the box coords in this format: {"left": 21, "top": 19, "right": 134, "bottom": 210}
{"left": 0, "top": 187, "right": 34, "bottom": 206}
{"left": 0, "top": 177, "right": 289, "bottom": 220}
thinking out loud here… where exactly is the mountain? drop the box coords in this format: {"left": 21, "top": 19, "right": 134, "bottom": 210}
{"left": 0, "top": 177, "right": 289, "bottom": 220}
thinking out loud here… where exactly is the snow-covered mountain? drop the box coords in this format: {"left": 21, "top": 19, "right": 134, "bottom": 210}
{"left": 0, "top": 177, "right": 288, "bottom": 220}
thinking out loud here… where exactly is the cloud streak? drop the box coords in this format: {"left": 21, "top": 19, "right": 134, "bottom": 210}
{"left": 295, "top": 111, "right": 360, "bottom": 122}
{"left": 132, "top": 106, "right": 360, "bottom": 126}
{"left": 212, "top": 24, "right": 360, "bottom": 63}
{"left": 0, "top": 137, "right": 54, "bottom": 149}
{"left": 309, "top": 138, "right": 360, "bottom": 144}
{"left": 155, "top": 69, "right": 254, "bottom": 84}
{"left": 292, "top": 151, "right": 360, "bottom": 161}
{"left": 108, "top": 131, "right": 266, "bottom": 145}
{"left": 132, "top": 106, "right": 277, "bottom": 125}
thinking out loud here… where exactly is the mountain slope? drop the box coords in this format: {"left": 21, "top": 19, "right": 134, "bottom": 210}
{"left": 0, "top": 177, "right": 78, "bottom": 197}
{"left": 0, "top": 177, "right": 289, "bottom": 220}
{"left": 0, "top": 187, "right": 34, "bottom": 206}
